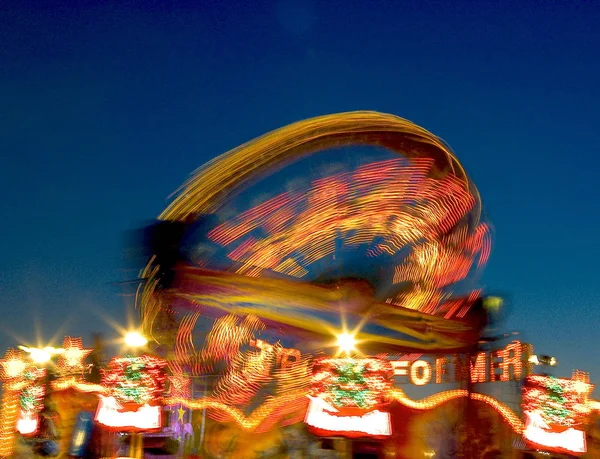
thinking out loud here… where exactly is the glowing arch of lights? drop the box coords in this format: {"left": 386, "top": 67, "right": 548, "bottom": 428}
{"left": 160, "top": 111, "right": 481, "bottom": 221}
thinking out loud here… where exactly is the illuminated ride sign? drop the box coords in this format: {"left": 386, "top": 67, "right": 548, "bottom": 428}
{"left": 303, "top": 342, "right": 533, "bottom": 439}
{"left": 305, "top": 358, "right": 394, "bottom": 438}
{"left": 224, "top": 340, "right": 529, "bottom": 387}
{"left": 390, "top": 340, "right": 528, "bottom": 386}
{"left": 522, "top": 374, "right": 594, "bottom": 456}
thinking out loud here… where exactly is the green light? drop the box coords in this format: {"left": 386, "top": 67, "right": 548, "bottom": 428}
{"left": 484, "top": 296, "right": 503, "bottom": 311}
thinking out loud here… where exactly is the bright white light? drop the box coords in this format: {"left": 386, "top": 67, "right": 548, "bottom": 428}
{"left": 524, "top": 410, "right": 586, "bottom": 454}
{"left": 124, "top": 332, "right": 148, "bottom": 348}
{"left": 3, "top": 358, "right": 26, "bottom": 378}
{"left": 16, "top": 411, "right": 39, "bottom": 435}
{"left": 19, "top": 345, "right": 63, "bottom": 364}
{"left": 31, "top": 348, "right": 52, "bottom": 364}
{"left": 304, "top": 396, "right": 391, "bottom": 436}
{"left": 336, "top": 332, "right": 356, "bottom": 353}
{"left": 95, "top": 395, "right": 161, "bottom": 430}
{"left": 529, "top": 354, "right": 558, "bottom": 367}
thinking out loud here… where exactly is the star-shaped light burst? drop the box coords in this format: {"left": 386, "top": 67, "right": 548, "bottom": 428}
{"left": 0, "top": 349, "right": 27, "bottom": 382}
{"left": 57, "top": 337, "right": 93, "bottom": 376}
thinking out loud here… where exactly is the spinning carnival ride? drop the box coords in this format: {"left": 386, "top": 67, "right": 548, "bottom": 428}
{"left": 137, "top": 111, "right": 496, "bottom": 436}
{"left": 1, "top": 112, "right": 597, "bottom": 458}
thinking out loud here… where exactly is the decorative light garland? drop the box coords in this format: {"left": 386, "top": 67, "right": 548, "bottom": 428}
{"left": 95, "top": 355, "right": 167, "bottom": 432}
{"left": 1, "top": 342, "right": 599, "bottom": 454}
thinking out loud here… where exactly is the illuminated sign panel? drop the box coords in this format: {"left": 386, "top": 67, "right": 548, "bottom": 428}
{"left": 390, "top": 340, "right": 528, "bottom": 386}
{"left": 305, "top": 358, "right": 393, "bottom": 438}
{"left": 523, "top": 412, "right": 586, "bottom": 455}
{"left": 304, "top": 396, "right": 391, "bottom": 437}
{"left": 253, "top": 340, "right": 529, "bottom": 388}
{"left": 95, "top": 395, "right": 162, "bottom": 431}
{"left": 94, "top": 355, "right": 166, "bottom": 432}
{"left": 522, "top": 374, "right": 594, "bottom": 456}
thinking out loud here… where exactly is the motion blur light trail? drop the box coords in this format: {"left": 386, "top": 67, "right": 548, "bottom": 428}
{"left": 141, "top": 111, "right": 490, "bottom": 353}
{"left": 206, "top": 156, "right": 490, "bottom": 308}
{"left": 162, "top": 388, "right": 526, "bottom": 434}
{"left": 166, "top": 269, "right": 482, "bottom": 353}
{"left": 160, "top": 111, "right": 478, "bottom": 220}
{"left": 137, "top": 111, "right": 495, "bottom": 431}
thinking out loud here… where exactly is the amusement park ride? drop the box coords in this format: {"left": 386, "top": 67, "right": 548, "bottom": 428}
{"left": 1, "top": 112, "right": 598, "bottom": 458}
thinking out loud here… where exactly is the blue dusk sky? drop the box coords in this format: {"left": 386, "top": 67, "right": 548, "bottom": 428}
{"left": 0, "top": 1, "right": 598, "bottom": 386}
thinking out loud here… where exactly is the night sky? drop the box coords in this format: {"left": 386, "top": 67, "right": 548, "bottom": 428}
{"left": 1, "top": 1, "right": 599, "bottom": 387}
